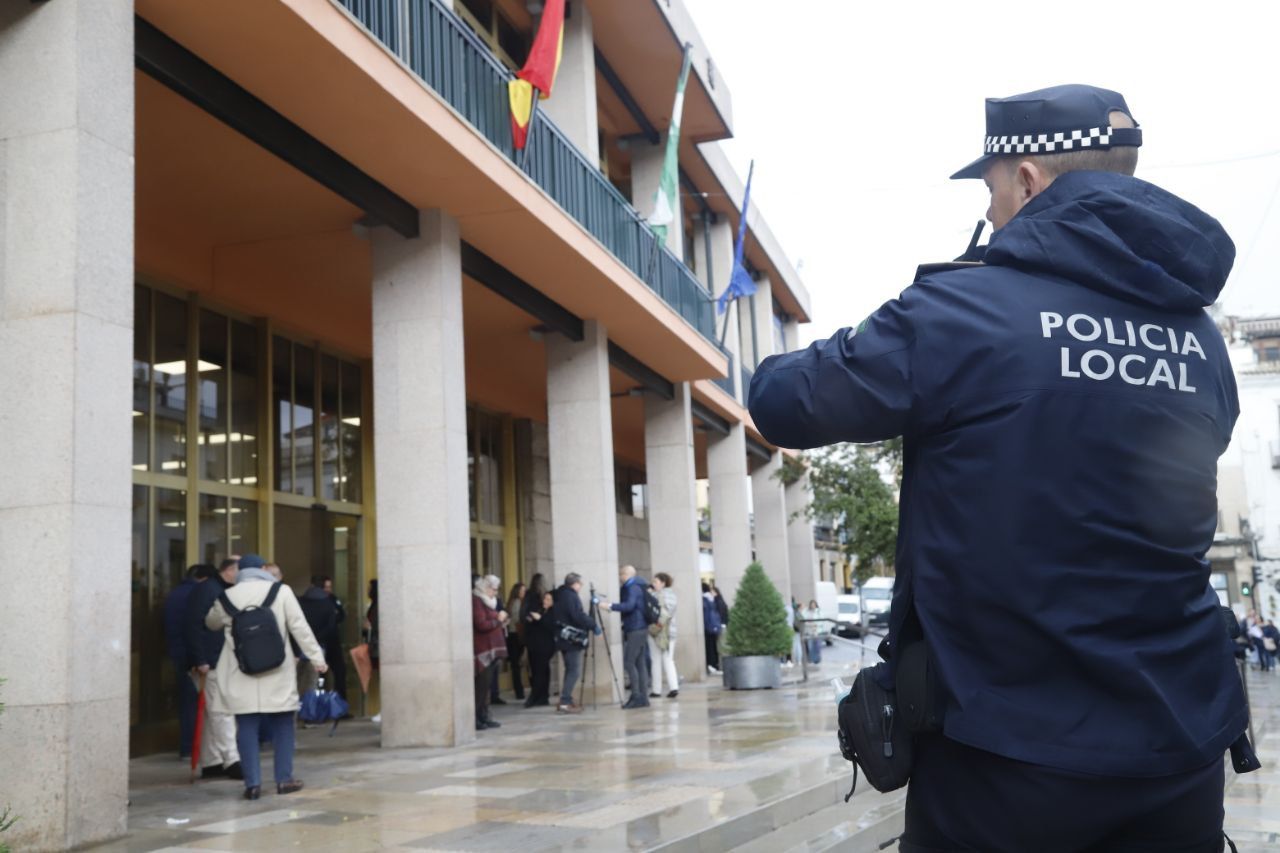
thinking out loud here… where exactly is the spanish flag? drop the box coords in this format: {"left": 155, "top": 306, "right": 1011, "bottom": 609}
{"left": 508, "top": 0, "right": 566, "bottom": 151}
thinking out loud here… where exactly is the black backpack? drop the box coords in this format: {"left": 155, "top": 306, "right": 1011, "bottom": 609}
{"left": 642, "top": 587, "right": 662, "bottom": 626}
{"left": 219, "top": 583, "right": 287, "bottom": 675}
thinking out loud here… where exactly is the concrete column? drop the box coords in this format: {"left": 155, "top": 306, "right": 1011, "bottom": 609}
{"left": 751, "top": 452, "right": 792, "bottom": 601}
{"left": 786, "top": 469, "right": 819, "bottom": 605}
{"left": 372, "top": 210, "right": 474, "bottom": 748}
{"left": 783, "top": 317, "right": 801, "bottom": 353}
{"left": 0, "top": 2, "right": 133, "bottom": 849}
{"left": 630, "top": 134, "right": 682, "bottom": 257}
{"left": 515, "top": 419, "right": 554, "bottom": 582}
{"left": 547, "top": 321, "right": 621, "bottom": 701}
{"left": 751, "top": 277, "right": 776, "bottom": 367}
{"left": 540, "top": 1, "right": 598, "bottom": 164}
{"left": 644, "top": 383, "right": 705, "bottom": 681}
{"left": 707, "top": 425, "right": 753, "bottom": 605}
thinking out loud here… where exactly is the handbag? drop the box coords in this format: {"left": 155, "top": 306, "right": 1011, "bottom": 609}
{"left": 1264, "top": 637, "right": 1277, "bottom": 653}
{"left": 557, "top": 624, "right": 589, "bottom": 648}
{"left": 836, "top": 661, "right": 914, "bottom": 797}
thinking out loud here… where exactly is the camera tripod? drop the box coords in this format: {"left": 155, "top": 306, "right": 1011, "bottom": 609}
{"left": 579, "top": 583, "right": 624, "bottom": 710}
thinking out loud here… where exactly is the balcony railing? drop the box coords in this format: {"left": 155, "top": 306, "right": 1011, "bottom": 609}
{"left": 336, "top": 0, "right": 718, "bottom": 343}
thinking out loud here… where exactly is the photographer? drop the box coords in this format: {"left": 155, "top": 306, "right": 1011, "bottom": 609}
{"left": 550, "top": 573, "right": 594, "bottom": 714}
{"left": 749, "top": 85, "right": 1251, "bottom": 851}
{"left": 597, "top": 565, "right": 651, "bottom": 709}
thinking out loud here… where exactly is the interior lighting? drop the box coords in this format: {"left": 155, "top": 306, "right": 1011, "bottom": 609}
{"left": 153, "top": 360, "right": 220, "bottom": 376}
{"left": 342, "top": 417, "right": 361, "bottom": 427}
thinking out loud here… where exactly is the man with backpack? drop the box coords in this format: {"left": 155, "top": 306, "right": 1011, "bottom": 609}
{"left": 204, "top": 554, "right": 327, "bottom": 801}
{"left": 598, "top": 565, "right": 655, "bottom": 709}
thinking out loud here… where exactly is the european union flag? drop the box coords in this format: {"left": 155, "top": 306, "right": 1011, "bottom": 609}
{"left": 717, "top": 160, "right": 757, "bottom": 314}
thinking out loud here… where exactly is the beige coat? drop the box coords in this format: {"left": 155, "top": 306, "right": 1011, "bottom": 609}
{"left": 205, "top": 579, "right": 325, "bottom": 715}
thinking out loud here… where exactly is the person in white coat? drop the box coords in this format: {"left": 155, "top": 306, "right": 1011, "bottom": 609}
{"left": 647, "top": 573, "right": 680, "bottom": 698}
{"left": 205, "top": 554, "right": 326, "bottom": 800}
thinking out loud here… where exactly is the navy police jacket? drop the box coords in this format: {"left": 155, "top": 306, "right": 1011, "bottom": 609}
{"left": 749, "top": 171, "right": 1247, "bottom": 776}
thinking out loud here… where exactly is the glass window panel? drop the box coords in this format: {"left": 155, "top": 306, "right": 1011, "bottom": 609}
{"left": 154, "top": 488, "right": 188, "bottom": 599}
{"left": 320, "top": 355, "right": 341, "bottom": 501}
{"left": 198, "top": 310, "right": 228, "bottom": 482}
{"left": 339, "top": 361, "right": 362, "bottom": 503}
{"left": 483, "top": 538, "right": 504, "bottom": 578}
{"left": 130, "top": 484, "right": 148, "bottom": 728}
{"left": 230, "top": 320, "right": 259, "bottom": 486}
{"left": 133, "top": 287, "right": 151, "bottom": 470}
{"left": 293, "top": 344, "right": 316, "bottom": 497}
{"left": 153, "top": 292, "right": 188, "bottom": 475}
{"left": 467, "top": 413, "right": 478, "bottom": 523}
{"left": 273, "top": 336, "right": 293, "bottom": 494}
{"left": 198, "top": 493, "right": 227, "bottom": 567}
{"left": 230, "top": 498, "right": 258, "bottom": 555}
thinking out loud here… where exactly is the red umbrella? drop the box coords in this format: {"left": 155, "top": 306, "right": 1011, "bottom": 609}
{"left": 190, "top": 673, "right": 206, "bottom": 783}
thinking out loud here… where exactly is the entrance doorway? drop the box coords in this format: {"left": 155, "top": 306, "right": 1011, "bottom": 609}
{"left": 273, "top": 506, "right": 363, "bottom": 701}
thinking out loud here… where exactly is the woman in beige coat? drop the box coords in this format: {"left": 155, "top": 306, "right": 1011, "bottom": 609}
{"left": 205, "top": 554, "right": 326, "bottom": 800}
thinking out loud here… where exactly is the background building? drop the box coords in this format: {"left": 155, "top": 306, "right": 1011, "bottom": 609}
{"left": 0, "top": 0, "right": 825, "bottom": 847}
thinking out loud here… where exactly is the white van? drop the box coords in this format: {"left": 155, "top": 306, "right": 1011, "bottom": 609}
{"left": 835, "top": 594, "right": 862, "bottom": 638}
{"left": 860, "top": 576, "right": 895, "bottom": 628}
{"left": 814, "top": 581, "right": 839, "bottom": 643}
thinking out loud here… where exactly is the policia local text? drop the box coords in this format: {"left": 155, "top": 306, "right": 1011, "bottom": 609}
{"left": 1040, "top": 312, "right": 1206, "bottom": 394}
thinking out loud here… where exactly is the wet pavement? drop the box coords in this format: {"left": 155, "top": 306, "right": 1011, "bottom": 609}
{"left": 92, "top": 643, "right": 1278, "bottom": 852}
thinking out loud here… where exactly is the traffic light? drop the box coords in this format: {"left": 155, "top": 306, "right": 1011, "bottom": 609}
{"left": 1242, "top": 581, "right": 1253, "bottom": 598}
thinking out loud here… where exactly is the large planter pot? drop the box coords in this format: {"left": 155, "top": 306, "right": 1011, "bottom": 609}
{"left": 721, "top": 655, "right": 782, "bottom": 690}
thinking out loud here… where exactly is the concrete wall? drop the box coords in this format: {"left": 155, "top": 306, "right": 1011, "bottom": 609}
{"left": 516, "top": 419, "right": 555, "bottom": 583}
{"left": 617, "top": 512, "right": 652, "bottom": 577}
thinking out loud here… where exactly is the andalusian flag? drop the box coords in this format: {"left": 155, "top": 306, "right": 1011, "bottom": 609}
{"left": 649, "top": 45, "right": 693, "bottom": 242}
{"left": 508, "top": 0, "right": 566, "bottom": 151}
{"left": 717, "top": 160, "right": 757, "bottom": 314}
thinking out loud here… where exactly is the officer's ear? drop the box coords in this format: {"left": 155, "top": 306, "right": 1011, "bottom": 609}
{"left": 1014, "top": 159, "right": 1054, "bottom": 205}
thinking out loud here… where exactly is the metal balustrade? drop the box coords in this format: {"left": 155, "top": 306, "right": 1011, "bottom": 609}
{"left": 336, "top": 0, "right": 719, "bottom": 345}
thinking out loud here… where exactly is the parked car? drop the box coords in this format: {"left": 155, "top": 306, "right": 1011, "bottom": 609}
{"left": 835, "top": 594, "right": 863, "bottom": 638}
{"left": 860, "top": 576, "right": 894, "bottom": 628}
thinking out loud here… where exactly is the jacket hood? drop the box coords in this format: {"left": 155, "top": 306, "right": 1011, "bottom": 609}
{"left": 983, "top": 171, "right": 1235, "bottom": 311}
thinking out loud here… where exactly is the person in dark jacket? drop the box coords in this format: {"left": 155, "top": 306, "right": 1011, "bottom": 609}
{"left": 599, "top": 565, "right": 650, "bottom": 708}
{"left": 701, "top": 582, "right": 722, "bottom": 674}
{"left": 183, "top": 556, "right": 242, "bottom": 779}
{"left": 163, "top": 564, "right": 213, "bottom": 758}
{"left": 748, "top": 84, "right": 1251, "bottom": 851}
{"left": 521, "top": 574, "right": 553, "bottom": 707}
{"left": 550, "top": 573, "right": 595, "bottom": 713}
{"left": 299, "top": 575, "right": 346, "bottom": 701}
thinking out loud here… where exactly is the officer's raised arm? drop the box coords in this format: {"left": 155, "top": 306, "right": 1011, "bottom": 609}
{"left": 747, "top": 292, "right": 915, "bottom": 449}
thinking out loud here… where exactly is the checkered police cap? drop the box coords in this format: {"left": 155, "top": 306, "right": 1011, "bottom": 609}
{"left": 952, "top": 84, "right": 1142, "bottom": 180}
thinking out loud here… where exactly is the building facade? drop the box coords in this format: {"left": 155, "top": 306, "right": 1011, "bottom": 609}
{"left": 0, "top": 0, "right": 821, "bottom": 847}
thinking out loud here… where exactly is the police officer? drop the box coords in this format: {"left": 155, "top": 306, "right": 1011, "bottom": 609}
{"left": 749, "top": 85, "right": 1253, "bottom": 851}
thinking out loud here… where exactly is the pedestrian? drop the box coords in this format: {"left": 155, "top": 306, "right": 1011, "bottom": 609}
{"left": 802, "top": 599, "right": 823, "bottom": 665}
{"left": 299, "top": 575, "right": 343, "bottom": 696}
{"left": 550, "top": 573, "right": 594, "bottom": 714}
{"left": 702, "top": 582, "right": 722, "bottom": 674}
{"left": 183, "top": 556, "right": 242, "bottom": 780}
{"left": 203, "top": 554, "right": 326, "bottom": 800}
{"left": 647, "top": 572, "right": 679, "bottom": 699}
{"left": 163, "top": 564, "right": 213, "bottom": 759}
{"left": 323, "top": 576, "right": 348, "bottom": 701}
{"left": 1263, "top": 622, "right": 1280, "bottom": 673}
{"left": 712, "top": 583, "right": 731, "bottom": 661}
{"left": 503, "top": 582, "right": 527, "bottom": 702}
{"left": 1247, "top": 618, "right": 1267, "bottom": 672}
{"left": 598, "top": 565, "right": 650, "bottom": 708}
{"left": 364, "top": 579, "right": 381, "bottom": 723}
{"left": 749, "top": 84, "right": 1255, "bottom": 848}
{"left": 472, "top": 575, "right": 508, "bottom": 731}
{"left": 521, "top": 574, "right": 554, "bottom": 707}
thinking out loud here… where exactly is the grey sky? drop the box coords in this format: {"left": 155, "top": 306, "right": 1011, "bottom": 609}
{"left": 684, "top": 0, "right": 1280, "bottom": 344}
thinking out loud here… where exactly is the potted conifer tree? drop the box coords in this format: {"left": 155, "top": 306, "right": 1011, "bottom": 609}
{"left": 721, "top": 564, "right": 794, "bottom": 689}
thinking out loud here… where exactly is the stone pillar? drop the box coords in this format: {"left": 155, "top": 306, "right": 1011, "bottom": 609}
{"left": 539, "top": 1, "right": 598, "bottom": 164}
{"left": 751, "top": 452, "right": 791, "bottom": 601}
{"left": 783, "top": 317, "right": 802, "bottom": 353}
{"left": 786, "top": 469, "right": 818, "bottom": 605}
{"left": 547, "top": 321, "right": 621, "bottom": 702}
{"left": 371, "top": 210, "right": 474, "bottom": 747}
{"left": 630, "top": 133, "right": 682, "bottom": 257}
{"left": 750, "top": 277, "right": 776, "bottom": 367}
{"left": 707, "top": 425, "right": 753, "bottom": 605}
{"left": 644, "top": 383, "right": 705, "bottom": 681}
{"left": 0, "top": 2, "right": 133, "bottom": 849}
